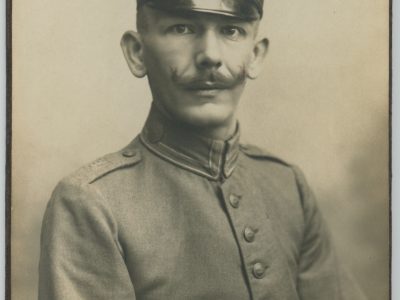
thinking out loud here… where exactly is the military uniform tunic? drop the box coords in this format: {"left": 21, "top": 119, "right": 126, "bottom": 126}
{"left": 39, "top": 106, "right": 366, "bottom": 299}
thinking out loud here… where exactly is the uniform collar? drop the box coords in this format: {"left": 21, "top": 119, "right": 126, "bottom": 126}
{"left": 140, "top": 104, "right": 240, "bottom": 181}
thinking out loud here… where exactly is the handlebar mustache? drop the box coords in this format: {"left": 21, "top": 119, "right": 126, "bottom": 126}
{"left": 172, "top": 70, "right": 246, "bottom": 90}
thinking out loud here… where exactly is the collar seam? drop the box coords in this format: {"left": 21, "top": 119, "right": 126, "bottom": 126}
{"left": 208, "top": 141, "right": 214, "bottom": 172}
{"left": 139, "top": 134, "right": 220, "bottom": 180}
{"left": 158, "top": 141, "right": 201, "bottom": 166}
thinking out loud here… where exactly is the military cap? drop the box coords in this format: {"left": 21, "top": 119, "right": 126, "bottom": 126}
{"left": 137, "top": 0, "right": 264, "bottom": 20}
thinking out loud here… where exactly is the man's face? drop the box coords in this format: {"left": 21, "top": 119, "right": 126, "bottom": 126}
{"left": 129, "top": 7, "right": 265, "bottom": 130}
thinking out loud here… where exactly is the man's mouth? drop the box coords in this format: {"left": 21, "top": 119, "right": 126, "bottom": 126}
{"left": 183, "top": 81, "right": 230, "bottom": 91}
{"left": 171, "top": 68, "right": 246, "bottom": 95}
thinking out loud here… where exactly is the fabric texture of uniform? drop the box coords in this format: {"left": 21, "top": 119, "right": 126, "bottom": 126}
{"left": 39, "top": 105, "right": 366, "bottom": 300}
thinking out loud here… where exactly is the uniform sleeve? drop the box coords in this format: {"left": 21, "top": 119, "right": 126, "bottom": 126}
{"left": 38, "top": 179, "right": 136, "bottom": 300}
{"left": 292, "top": 166, "right": 367, "bottom": 300}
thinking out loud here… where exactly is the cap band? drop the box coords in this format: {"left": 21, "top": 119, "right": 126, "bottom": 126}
{"left": 137, "top": 0, "right": 263, "bottom": 20}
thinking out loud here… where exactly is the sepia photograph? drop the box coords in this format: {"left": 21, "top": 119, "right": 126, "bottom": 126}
{"left": 10, "top": 0, "right": 390, "bottom": 299}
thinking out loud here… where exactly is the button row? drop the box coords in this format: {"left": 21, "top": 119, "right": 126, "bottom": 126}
{"left": 228, "top": 193, "right": 266, "bottom": 279}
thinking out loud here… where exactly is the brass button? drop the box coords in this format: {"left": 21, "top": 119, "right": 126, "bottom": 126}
{"left": 229, "top": 194, "right": 240, "bottom": 208}
{"left": 122, "top": 149, "right": 137, "bottom": 157}
{"left": 243, "top": 227, "right": 256, "bottom": 243}
{"left": 253, "top": 263, "right": 266, "bottom": 279}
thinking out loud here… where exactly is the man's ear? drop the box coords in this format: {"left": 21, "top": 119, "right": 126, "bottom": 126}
{"left": 247, "top": 38, "right": 269, "bottom": 80}
{"left": 121, "top": 31, "right": 147, "bottom": 78}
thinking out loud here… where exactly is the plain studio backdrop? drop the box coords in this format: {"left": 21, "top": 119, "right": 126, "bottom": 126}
{"left": 11, "top": 0, "right": 389, "bottom": 299}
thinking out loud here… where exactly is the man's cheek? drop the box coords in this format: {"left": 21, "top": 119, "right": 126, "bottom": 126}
{"left": 224, "top": 52, "right": 252, "bottom": 71}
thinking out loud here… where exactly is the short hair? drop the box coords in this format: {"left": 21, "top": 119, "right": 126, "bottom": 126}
{"left": 136, "top": 6, "right": 149, "bottom": 33}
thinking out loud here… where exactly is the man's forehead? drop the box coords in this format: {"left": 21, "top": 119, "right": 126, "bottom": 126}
{"left": 137, "top": 0, "right": 264, "bottom": 21}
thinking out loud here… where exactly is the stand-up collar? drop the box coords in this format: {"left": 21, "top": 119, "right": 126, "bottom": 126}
{"left": 139, "top": 105, "right": 240, "bottom": 180}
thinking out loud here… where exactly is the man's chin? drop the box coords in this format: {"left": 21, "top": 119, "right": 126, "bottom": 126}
{"left": 174, "top": 106, "right": 234, "bottom": 130}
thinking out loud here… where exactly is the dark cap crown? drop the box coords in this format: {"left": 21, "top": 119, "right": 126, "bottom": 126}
{"left": 137, "top": 0, "right": 264, "bottom": 20}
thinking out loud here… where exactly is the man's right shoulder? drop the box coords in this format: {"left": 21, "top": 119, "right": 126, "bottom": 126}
{"left": 58, "top": 137, "right": 143, "bottom": 189}
{"left": 45, "top": 137, "right": 144, "bottom": 215}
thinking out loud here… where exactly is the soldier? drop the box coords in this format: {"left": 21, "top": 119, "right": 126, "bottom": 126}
{"left": 39, "top": 1, "right": 366, "bottom": 299}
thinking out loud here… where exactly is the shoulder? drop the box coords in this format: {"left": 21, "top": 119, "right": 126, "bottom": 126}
{"left": 240, "top": 143, "right": 318, "bottom": 212}
{"left": 46, "top": 137, "right": 143, "bottom": 212}
{"left": 49, "top": 137, "right": 142, "bottom": 202}
{"left": 240, "top": 143, "right": 307, "bottom": 187}
{"left": 240, "top": 143, "right": 291, "bottom": 167}
{"left": 65, "top": 137, "right": 143, "bottom": 186}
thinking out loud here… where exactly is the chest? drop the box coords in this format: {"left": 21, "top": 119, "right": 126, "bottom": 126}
{"left": 109, "top": 155, "right": 305, "bottom": 300}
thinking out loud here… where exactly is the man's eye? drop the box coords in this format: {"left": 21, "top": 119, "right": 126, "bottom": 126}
{"left": 220, "top": 26, "right": 246, "bottom": 41}
{"left": 168, "top": 24, "right": 195, "bottom": 35}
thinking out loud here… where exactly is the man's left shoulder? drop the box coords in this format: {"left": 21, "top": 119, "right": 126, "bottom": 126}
{"left": 239, "top": 142, "right": 306, "bottom": 180}
{"left": 240, "top": 143, "right": 291, "bottom": 167}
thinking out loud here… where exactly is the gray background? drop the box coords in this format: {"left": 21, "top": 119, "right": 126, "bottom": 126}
{"left": 11, "top": 0, "right": 389, "bottom": 299}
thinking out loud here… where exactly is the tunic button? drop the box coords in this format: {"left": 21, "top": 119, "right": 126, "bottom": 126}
{"left": 229, "top": 194, "right": 240, "bottom": 208}
{"left": 122, "top": 149, "right": 137, "bottom": 157}
{"left": 253, "top": 263, "right": 266, "bottom": 279}
{"left": 243, "top": 227, "right": 256, "bottom": 242}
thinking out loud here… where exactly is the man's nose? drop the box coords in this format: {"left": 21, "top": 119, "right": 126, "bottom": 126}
{"left": 195, "top": 30, "right": 223, "bottom": 70}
